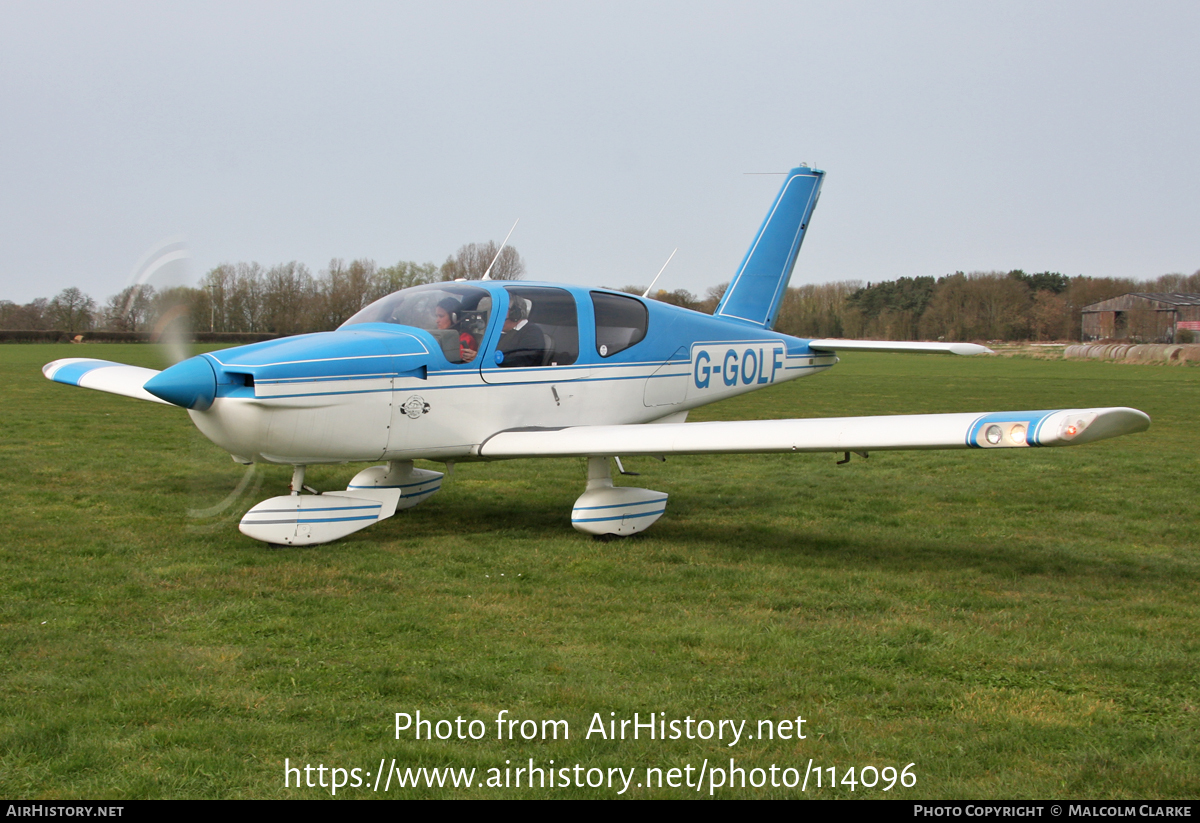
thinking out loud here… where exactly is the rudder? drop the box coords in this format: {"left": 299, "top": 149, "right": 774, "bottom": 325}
{"left": 715, "top": 165, "right": 824, "bottom": 329}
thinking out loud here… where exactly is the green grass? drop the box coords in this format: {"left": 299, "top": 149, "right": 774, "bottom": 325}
{"left": 1, "top": 344, "right": 1197, "bottom": 798}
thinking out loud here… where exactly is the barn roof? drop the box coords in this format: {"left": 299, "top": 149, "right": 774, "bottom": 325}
{"left": 1082, "top": 293, "right": 1200, "bottom": 312}
{"left": 1129, "top": 293, "right": 1200, "bottom": 306}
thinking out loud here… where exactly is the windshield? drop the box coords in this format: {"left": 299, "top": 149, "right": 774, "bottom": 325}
{"left": 340, "top": 283, "right": 492, "bottom": 364}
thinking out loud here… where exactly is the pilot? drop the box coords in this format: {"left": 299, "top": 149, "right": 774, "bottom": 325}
{"left": 497, "top": 297, "right": 546, "bottom": 367}
{"left": 435, "top": 297, "right": 478, "bottom": 363}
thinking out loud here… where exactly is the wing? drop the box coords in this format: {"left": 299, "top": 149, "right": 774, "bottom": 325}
{"left": 43, "top": 358, "right": 171, "bottom": 405}
{"left": 480, "top": 408, "right": 1150, "bottom": 458}
{"left": 807, "top": 339, "right": 992, "bottom": 356}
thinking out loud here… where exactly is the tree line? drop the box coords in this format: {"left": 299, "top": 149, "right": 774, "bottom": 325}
{"left": 627, "top": 269, "right": 1200, "bottom": 342}
{"left": 4, "top": 252, "right": 1197, "bottom": 342}
{"left": 0, "top": 241, "right": 524, "bottom": 335}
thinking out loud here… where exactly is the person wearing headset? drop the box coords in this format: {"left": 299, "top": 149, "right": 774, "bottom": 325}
{"left": 496, "top": 296, "right": 546, "bottom": 368}
{"left": 434, "top": 297, "right": 479, "bottom": 363}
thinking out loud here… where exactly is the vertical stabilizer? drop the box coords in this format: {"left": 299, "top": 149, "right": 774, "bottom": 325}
{"left": 715, "top": 166, "right": 824, "bottom": 329}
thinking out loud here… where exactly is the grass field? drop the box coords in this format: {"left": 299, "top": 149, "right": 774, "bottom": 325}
{"left": 1, "top": 344, "right": 1197, "bottom": 799}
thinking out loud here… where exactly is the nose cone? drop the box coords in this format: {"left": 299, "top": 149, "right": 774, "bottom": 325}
{"left": 144, "top": 355, "right": 217, "bottom": 410}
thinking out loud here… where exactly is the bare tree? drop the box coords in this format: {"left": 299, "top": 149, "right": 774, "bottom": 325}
{"left": 102, "top": 284, "right": 156, "bottom": 331}
{"left": 262, "top": 262, "right": 315, "bottom": 335}
{"left": 372, "top": 261, "right": 438, "bottom": 302}
{"left": 317, "top": 258, "right": 379, "bottom": 328}
{"left": 919, "top": 272, "right": 1031, "bottom": 341}
{"left": 1149, "top": 269, "right": 1200, "bottom": 293}
{"left": 0, "top": 298, "right": 51, "bottom": 330}
{"left": 776, "top": 281, "right": 862, "bottom": 337}
{"left": 49, "top": 287, "right": 97, "bottom": 332}
{"left": 199, "top": 265, "right": 235, "bottom": 332}
{"left": 1029, "top": 290, "right": 1069, "bottom": 341}
{"left": 227, "top": 263, "right": 265, "bottom": 332}
{"left": 649, "top": 288, "right": 701, "bottom": 311}
{"left": 440, "top": 242, "right": 525, "bottom": 281}
{"left": 699, "top": 282, "right": 728, "bottom": 314}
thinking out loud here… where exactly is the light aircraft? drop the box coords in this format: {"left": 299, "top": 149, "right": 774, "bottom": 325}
{"left": 44, "top": 165, "right": 1150, "bottom": 545}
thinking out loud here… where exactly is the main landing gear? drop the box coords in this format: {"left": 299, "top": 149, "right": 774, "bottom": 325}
{"left": 237, "top": 457, "right": 662, "bottom": 545}
{"left": 571, "top": 456, "right": 668, "bottom": 539}
{"left": 238, "top": 460, "right": 444, "bottom": 546}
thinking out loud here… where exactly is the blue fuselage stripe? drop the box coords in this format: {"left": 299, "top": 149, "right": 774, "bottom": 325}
{"left": 249, "top": 504, "right": 379, "bottom": 514}
{"left": 246, "top": 515, "right": 379, "bottom": 525}
{"left": 572, "top": 507, "right": 667, "bottom": 523}
{"left": 572, "top": 497, "right": 669, "bottom": 511}
{"left": 235, "top": 360, "right": 827, "bottom": 400}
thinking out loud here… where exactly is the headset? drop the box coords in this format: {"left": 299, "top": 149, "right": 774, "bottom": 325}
{"left": 436, "top": 298, "right": 461, "bottom": 325}
{"left": 507, "top": 297, "right": 531, "bottom": 323}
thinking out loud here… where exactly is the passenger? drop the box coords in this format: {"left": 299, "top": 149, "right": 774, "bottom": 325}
{"left": 434, "top": 298, "right": 458, "bottom": 331}
{"left": 435, "top": 297, "right": 478, "bottom": 363}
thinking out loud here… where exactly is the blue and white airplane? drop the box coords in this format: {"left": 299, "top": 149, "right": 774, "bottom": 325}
{"left": 44, "top": 166, "right": 1150, "bottom": 545}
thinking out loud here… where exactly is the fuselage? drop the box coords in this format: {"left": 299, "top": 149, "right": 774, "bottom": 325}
{"left": 172, "top": 281, "right": 836, "bottom": 465}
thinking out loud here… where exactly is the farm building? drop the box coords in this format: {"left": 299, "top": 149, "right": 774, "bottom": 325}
{"left": 1081, "top": 293, "right": 1200, "bottom": 343}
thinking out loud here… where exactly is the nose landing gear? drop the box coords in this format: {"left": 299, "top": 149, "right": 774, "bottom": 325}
{"left": 238, "top": 460, "right": 444, "bottom": 546}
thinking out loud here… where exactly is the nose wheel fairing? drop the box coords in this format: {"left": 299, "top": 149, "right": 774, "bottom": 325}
{"left": 238, "top": 460, "right": 444, "bottom": 546}
{"left": 239, "top": 488, "right": 402, "bottom": 546}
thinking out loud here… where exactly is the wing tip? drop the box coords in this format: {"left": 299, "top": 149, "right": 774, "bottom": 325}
{"left": 948, "top": 343, "right": 994, "bottom": 356}
{"left": 42, "top": 358, "right": 169, "bottom": 404}
{"left": 1043, "top": 407, "right": 1151, "bottom": 446}
{"left": 43, "top": 358, "right": 106, "bottom": 385}
{"left": 808, "top": 339, "right": 995, "bottom": 356}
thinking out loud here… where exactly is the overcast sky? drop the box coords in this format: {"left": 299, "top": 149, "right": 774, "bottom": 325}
{"left": 1, "top": 1, "right": 1197, "bottom": 305}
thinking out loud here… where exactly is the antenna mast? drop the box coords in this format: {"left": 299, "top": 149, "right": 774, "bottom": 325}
{"left": 642, "top": 248, "right": 678, "bottom": 297}
{"left": 481, "top": 219, "right": 520, "bottom": 281}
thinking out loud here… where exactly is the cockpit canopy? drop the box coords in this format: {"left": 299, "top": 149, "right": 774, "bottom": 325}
{"left": 341, "top": 283, "right": 492, "bottom": 364}
{"left": 341, "top": 281, "right": 648, "bottom": 368}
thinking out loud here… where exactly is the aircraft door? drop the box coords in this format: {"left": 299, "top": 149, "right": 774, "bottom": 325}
{"left": 480, "top": 287, "right": 591, "bottom": 385}
{"left": 366, "top": 283, "right": 496, "bottom": 459}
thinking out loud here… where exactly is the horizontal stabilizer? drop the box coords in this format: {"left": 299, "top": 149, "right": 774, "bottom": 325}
{"left": 808, "top": 339, "right": 992, "bottom": 356}
{"left": 480, "top": 408, "right": 1150, "bottom": 458}
{"left": 43, "top": 358, "right": 170, "bottom": 405}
